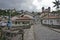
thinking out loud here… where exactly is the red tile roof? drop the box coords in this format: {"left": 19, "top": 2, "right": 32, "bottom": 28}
{"left": 43, "top": 15, "right": 60, "bottom": 19}
{"left": 11, "top": 15, "right": 33, "bottom": 21}
{"left": 17, "top": 16, "right": 33, "bottom": 20}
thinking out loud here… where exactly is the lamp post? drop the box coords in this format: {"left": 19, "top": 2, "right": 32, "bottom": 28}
{"left": 7, "top": 9, "right": 12, "bottom": 29}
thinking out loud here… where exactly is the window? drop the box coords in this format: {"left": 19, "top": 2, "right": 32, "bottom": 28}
{"left": 6, "top": 32, "right": 10, "bottom": 37}
{"left": 44, "top": 21, "right": 46, "bottom": 22}
{"left": 15, "top": 21, "right": 17, "bottom": 24}
{"left": 57, "top": 20, "right": 59, "bottom": 22}
{"left": 44, "top": 20, "right": 46, "bottom": 23}
{"left": 50, "top": 20, "right": 53, "bottom": 23}
{"left": 18, "top": 22, "right": 20, "bottom": 24}
{"left": 22, "top": 22, "right": 29, "bottom": 24}
{"left": 57, "top": 20, "right": 60, "bottom": 24}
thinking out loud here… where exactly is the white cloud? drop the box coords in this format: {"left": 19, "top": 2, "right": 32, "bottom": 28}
{"left": 32, "top": 0, "right": 55, "bottom": 11}
{"left": 32, "top": 0, "right": 41, "bottom": 10}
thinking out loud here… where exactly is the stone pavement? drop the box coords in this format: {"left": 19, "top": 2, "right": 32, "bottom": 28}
{"left": 24, "top": 25, "right": 34, "bottom": 40}
{"left": 42, "top": 25, "right": 60, "bottom": 33}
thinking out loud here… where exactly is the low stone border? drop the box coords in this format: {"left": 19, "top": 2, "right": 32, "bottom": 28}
{"left": 50, "top": 28, "right": 60, "bottom": 33}
{"left": 41, "top": 24, "right": 60, "bottom": 33}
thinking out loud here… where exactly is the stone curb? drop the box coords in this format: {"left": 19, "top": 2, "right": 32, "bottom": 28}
{"left": 50, "top": 28, "right": 60, "bottom": 33}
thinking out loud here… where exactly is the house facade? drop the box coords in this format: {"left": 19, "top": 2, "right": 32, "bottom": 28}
{"left": 41, "top": 17, "right": 60, "bottom": 26}
{"left": 11, "top": 14, "right": 34, "bottom": 29}
{"left": 40, "top": 7, "right": 60, "bottom": 26}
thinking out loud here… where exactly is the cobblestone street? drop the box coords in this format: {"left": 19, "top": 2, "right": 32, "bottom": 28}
{"left": 33, "top": 23, "right": 60, "bottom": 40}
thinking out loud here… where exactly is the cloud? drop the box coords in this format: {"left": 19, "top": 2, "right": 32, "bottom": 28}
{"left": 32, "top": 0, "right": 55, "bottom": 11}
{"left": 0, "top": 0, "right": 56, "bottom": 11}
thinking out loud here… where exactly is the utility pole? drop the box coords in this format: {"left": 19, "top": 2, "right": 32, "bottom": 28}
{"left": 7, "top": 9, "right": 12, "bottom": 29}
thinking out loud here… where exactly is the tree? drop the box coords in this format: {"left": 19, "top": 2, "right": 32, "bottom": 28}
{"left": 0, "top": 9, "right": 6, "bottom": 16}
{"left": 37, "top": 12, "right": 41, "bottom": 15}
{"left": 0, "top": 9, "right": 22, "bottom": 16}
{"left": 20, "top": 10, "right": 24, "bottom": 14}
{"left": 53, "top": 0, "right": 60, "bottom": 10}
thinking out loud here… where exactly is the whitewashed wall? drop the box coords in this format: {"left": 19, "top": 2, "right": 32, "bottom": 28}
{"left": 42, "top": 19, "right": 60, "bottom": 25}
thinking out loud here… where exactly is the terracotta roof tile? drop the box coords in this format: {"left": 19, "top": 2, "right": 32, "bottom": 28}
{"left": 17, "top": 16, "right": 32, "bottom": 20}
{"left": 43, "top": 15, "right": 60, "bottom": 19}
{"left": 11, "top": 15, "right": 33, "bottom": 21}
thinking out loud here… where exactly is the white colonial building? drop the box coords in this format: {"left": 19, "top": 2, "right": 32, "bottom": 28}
{"left": 40, "top": 12, "right": 60, "bottom": 26}
{"left": 40, "top": 7, "right": 60, "bottom": 26}
{"left": 41, "top": 16, "right": 60, "bottom": 26}
{"left": 11, "top": 14, "right": 34, "bottom": 29}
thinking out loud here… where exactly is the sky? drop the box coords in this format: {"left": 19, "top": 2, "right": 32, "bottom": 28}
{"left": 0, "top": 0, "right": 56, "bottom": 12}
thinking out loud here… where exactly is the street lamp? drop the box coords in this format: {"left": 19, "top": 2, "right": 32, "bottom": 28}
{"left": 7, "top": 10, "right": 12, "bottom": 29}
